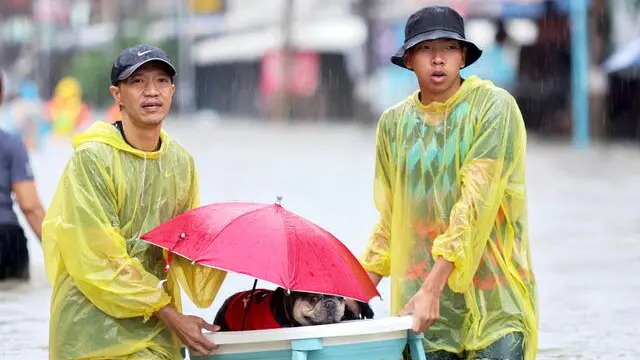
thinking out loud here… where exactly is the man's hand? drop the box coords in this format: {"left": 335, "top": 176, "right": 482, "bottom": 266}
{"left": 400, "top": 257, "right": 453, "bottom": 333}
{"left": 400, "top": 287, "right": 441, "bottom": 333}
{"left": 155, "top": 305, "right": 219, "bottom": 355}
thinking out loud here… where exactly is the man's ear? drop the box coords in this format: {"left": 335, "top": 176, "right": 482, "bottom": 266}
{"left": 461, "top": 46, "right": 468, "bottom": 68}
{"left": 403, "top": 53, "right": 414, "bottom": 70}
{"left": 109, "top": 85, "right": 121, "bottom": 105}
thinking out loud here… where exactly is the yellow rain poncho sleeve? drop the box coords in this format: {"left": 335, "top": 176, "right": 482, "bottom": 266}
{"left": 359, "top": 77, "right": 537, "bottom": 359}
{"left": 44, "top": 149, "right": 171, "bottom": 319}
{"left": 42, "top": 122, "right": 227, "bottom": 360}
{"left": 430, "top": 90, "right": 521, "bottom": 293}
{"left": 361, "top": 121, "right": 395, "bottom": 277}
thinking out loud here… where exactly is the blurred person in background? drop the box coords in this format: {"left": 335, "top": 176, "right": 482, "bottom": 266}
{"left": 460, "top": 20, "right": 517, "bottom": 93}
{"left": 0, "top": 70, "right": 46, "bottom": 281}
{"left": 44, "top": 76, "right": 91, "bottom": 140}
{"left": 346, "top": 6, "right": 537, "bottom": 360}
{"left": 4, "top": 80, "right": 47, "bottom": 151}
{"left": 41, "top": 45, "right": 226, "bottom": 359}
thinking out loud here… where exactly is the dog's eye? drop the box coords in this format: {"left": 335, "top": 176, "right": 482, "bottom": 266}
{"left": 311, "top": 296, "right": 320, "bottom": 303}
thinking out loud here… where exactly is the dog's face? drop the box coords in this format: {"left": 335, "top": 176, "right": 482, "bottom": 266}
{"left": 290, "top": 292, "right": 346, "bottom": 326}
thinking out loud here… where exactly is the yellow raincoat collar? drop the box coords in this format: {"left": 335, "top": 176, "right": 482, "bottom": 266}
{"left": 72, "top": 121, "right": 169, "bottom": 159}
{"left": 409, "top": 75, "right": 490, "bottom": 113}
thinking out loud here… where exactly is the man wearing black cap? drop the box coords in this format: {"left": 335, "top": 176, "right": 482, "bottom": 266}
{"left": 349, "top": 6, "right": 538, "bottom": 360}
{"left": 42, "top": 45, "right": 227, "bottom": 359}
{"left": 108, "top": 44, "right": 177, "bottom": 151}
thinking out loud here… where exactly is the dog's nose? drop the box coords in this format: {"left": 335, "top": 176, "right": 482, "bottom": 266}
{"left": 325, "top": 301, "right": 337, "bottom": 311}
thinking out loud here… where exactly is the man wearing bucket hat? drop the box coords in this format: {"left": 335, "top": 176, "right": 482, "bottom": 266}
{"left": 42, "top": 45, "right": 228, "bottom": 359}
{"left": 349, "top": 6, "right": 538, "bottom": 360}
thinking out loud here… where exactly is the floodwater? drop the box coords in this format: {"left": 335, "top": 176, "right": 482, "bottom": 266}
{"left": 1, "top": 118, "right": 639, "bottom": 359}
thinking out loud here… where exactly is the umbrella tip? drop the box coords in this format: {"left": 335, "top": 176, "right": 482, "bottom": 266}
{"left": 276, "top": 196, "right": 283, "bottom": 206}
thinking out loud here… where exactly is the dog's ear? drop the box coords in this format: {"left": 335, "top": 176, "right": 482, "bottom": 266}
{"left": 342, "top": 306, "right": 359, "bottom": 321}
{"left": 342, "top": 301, "right": 375, "bottom": 321}
{"left": 359, "top": 302, "right": 374, "bottom": 319}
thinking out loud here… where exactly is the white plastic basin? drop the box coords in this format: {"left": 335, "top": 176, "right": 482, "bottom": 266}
{"left": 190, "top": 316, "right": 426, "bottom": 360}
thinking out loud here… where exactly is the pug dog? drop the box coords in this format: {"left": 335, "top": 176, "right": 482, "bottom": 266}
{"left": 214, "top": 287, "right": 374, "bottom": 331}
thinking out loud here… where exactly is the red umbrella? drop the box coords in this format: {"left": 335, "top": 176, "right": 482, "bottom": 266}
{"left": 140, "top": 197, "right": 380, "bottom": 302}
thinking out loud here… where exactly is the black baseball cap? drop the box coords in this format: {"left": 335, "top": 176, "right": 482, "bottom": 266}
{"left": 110, "top": 44, "right": 177, "bottom": 86}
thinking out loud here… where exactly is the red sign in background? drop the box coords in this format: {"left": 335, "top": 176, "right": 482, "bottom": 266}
{"left": 260, "top": 50, "right": 320, "bottom": 97}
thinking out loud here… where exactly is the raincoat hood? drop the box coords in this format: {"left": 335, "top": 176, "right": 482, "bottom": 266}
{"left": 72, "top": 121, "right": 169, "bottom": 159}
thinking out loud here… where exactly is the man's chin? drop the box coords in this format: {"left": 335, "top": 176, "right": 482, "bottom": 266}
{"left": 139, "top": 115, "right": 166, "bottom": 126}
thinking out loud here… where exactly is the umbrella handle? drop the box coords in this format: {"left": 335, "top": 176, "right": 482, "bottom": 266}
{"left": 240, "top": 278, "right": 259, "bottom": 331}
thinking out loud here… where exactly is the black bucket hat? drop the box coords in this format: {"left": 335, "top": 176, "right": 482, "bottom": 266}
{"left": 391, "top": 6, "right": 482, "bottom": 70}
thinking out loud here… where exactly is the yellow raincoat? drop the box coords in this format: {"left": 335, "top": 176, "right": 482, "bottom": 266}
{"left": 360, "top": 76, "right": 537, "bottom": 359}
{"left": 42, "top": 122, "right": 227, "bottom": 359}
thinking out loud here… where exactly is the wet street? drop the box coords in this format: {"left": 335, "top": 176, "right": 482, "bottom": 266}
{"left": 1, "top": 119, "right": 639, "bottom": 359}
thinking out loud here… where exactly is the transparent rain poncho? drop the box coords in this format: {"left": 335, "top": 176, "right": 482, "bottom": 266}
{"left": 360, "top": 76, "right": 538, "bottom": 359}
{"left": 42, "top": 122, "right": 227, "bottom": 359}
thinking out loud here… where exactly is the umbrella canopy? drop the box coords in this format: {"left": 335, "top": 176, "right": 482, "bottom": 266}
{"left": 140, "top": 198, "right": 380, "bottom": 302}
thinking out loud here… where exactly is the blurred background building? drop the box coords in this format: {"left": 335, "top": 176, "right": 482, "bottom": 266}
{"left": 1, "top": 0, "right": 640, "bottom": 142}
